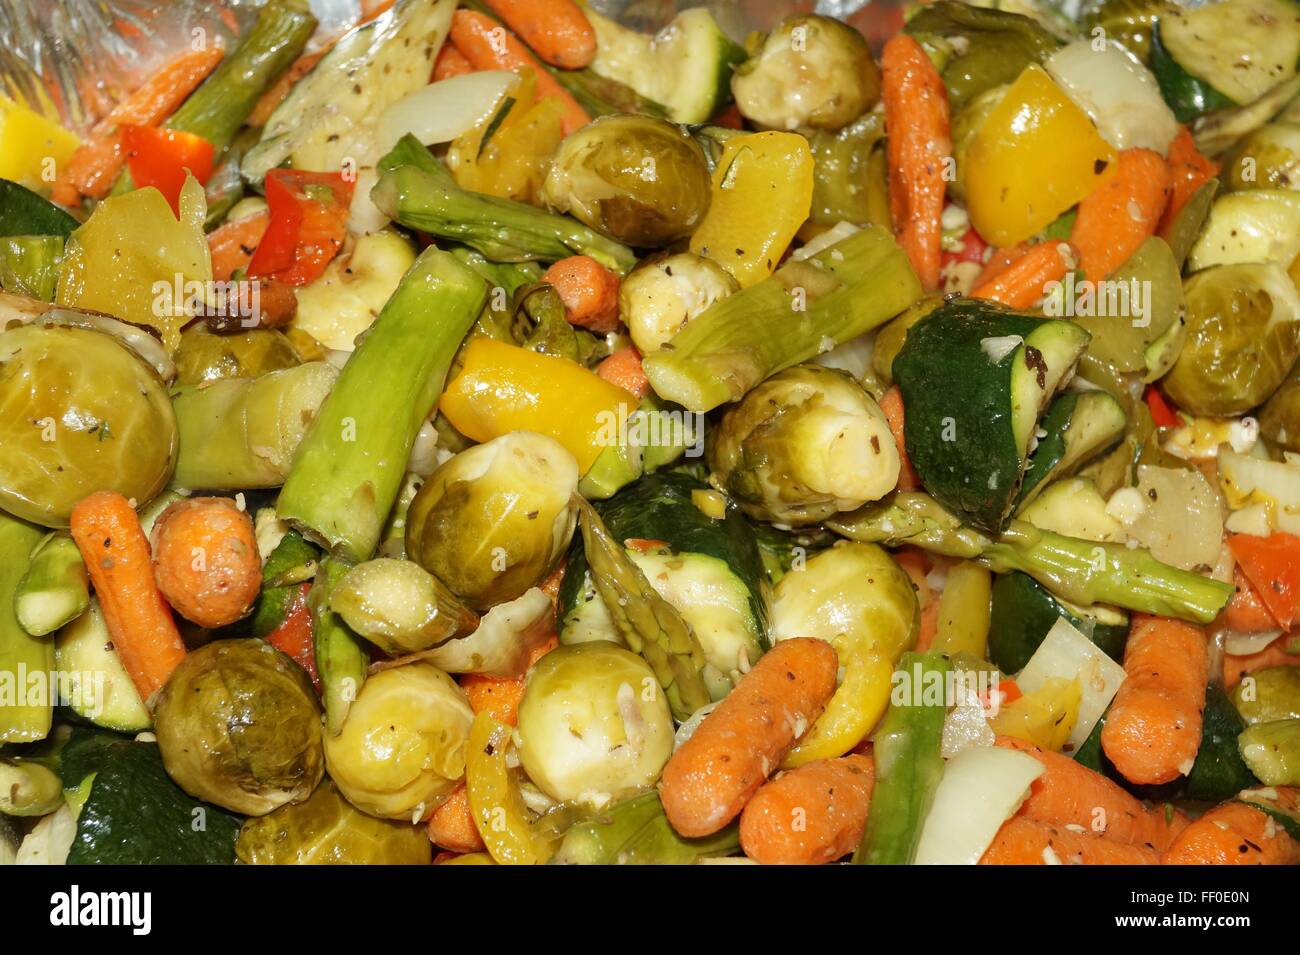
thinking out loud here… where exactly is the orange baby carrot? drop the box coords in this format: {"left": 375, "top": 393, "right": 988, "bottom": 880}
{"left": 878, "top": 386, "right": 920, "bottom": 492}
{"left": 69, "top": 491, "right": 187, "bottom": 703}
{"left": 739, "top": 754, "right": 875, "bottom": 864}
{"left": 980, "top": 816, "right": 1161, "bottom": 864}
{"left": 661, "top": 637, "right": 839, "bottom": 838}
{"left": 150, "top": 497, "right": 262, "bottom": 629}
{"left": 543, "top": 255, "right": 621, "bottom": 333}
{"left": 482, "top": 0, "right": 596, "bottom": 70}
{"left": 450, "top": 10, "right": 590, "bottom": 135}
{"left": 1220, "top": 568, "right": 1283, "bottom": 635}
{"left": 459, "top": 635, "right": 558, "bottom": 726}
{"left": 881, "top": 34, "right": 950, "bottom": 291}
{"left": 596, "top": 348, "right": 650, "bottom": 399}
{"left": 428, "top": 783, "right": 487, "bottom": 853}
{"left": 208, "top": 211, "right": 270, "bottom": 281}
{"left": 1158, "top": 125, "right": 1218, "bottom": 235}
{"left": 1163, "top": 790, "right": 1300, "bottom": 865}
{"left": 1100, "top": 614, "right": 1208, "bottom": 786}
{"left": 1223, "top": 635, "right": 1300, "bottom": 689}
{"left": 433, "top": 43, "right": 475, "bottom": 82}
{"left": 969, "top": 241, "right": 1076, "bottom": 310}
{"left": 1069, "top": 148, "right": 1171, "bottom": 283}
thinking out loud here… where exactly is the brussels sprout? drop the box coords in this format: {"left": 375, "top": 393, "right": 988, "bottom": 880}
{"left": 709, "top": 364, "right": 900, "bottom": 526}
{"left": 330, "top": 558, "right": 479, "bottom": 657}
{"left": 619, "top": 252, "right": 739, "bottom": 354}
{"left": 769, "top": 541, "right": 920, "bottom": 662}
{"left": 323, "top": 662, "right": 473, "bottom": 821}
{"left": 235, "top": 780, "right": 433, "bottom": 864}
{"left": 154, "top": 639, "right": 324, "bottom": 816}
{"left": 1231, "top": 666, "right": 1300, "bottom": 725}
{"left": 541, "top": 115, "right": 712, "bottom": 247}
{"left": 405, "top": 432, "right": 579, "bottom": 610}
{"left": 413, "top": 587, "right": 555, "bottom": 677}
{"left": 1260, "top": 367, "right": 1300, "bottom": 451}
{"left": 174, "top": 325, "right": 300, "bottom": 386}
{"left": 1163, "top": 262, "right": 1300, "bottom": 416}
{"left": 732, "top": 15, "right": 881, "bottom": 132}
{"left": 516, "top": 642, "right": 674, "bottom": 805}
{"left": 0, "top": 324, "right": 176, "bottom": 527}
{"left": 1225, "top": 123, "right": 1300, "bottom": 192}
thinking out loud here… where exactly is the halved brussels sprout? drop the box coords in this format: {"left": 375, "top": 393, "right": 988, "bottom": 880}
{"left": 619, "top": 252, "right": 739, "bottom": 354}
{"left": 0, "top": 323, "right": 177, "bottom": 526}
{"left": 516, "top": 642, "right": 674, "bottom": 805}
{"left": 405, "top": 431, "right": 579, "bottom": 610}
{"left": 323, "top": 662, "right": 473, "bottom": 821}
{"left": 1225, "top": 122, "right": 1300, "bottom": 192}
{"left": 1163, "top": 262, "right": 1300, "bottom": 416}
{"left": 235, "top": 780, "right": 433, "bottom": 865}
{"left": 732, "top": 14, "right": 881, "bottom": 132}
{"left": 154, "top": 639, "right": 324, "bottom": 816}
{"left": 1260, "top": 366, "right": 1300, "bottom": 452}
{"left": 541, "top": 115, "right": 712, "bottom": 247}
{"left": 174, "top": 325, "right": 301, "bottom": 387}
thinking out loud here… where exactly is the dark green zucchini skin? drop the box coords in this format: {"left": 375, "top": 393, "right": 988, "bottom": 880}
{"left": 988, "top": 571, "right": 1128, "bottom": 674}
{"left": 1015, "top": 391, "right": 1125, "bottom": 509}
{"left": 557, "top": 471, "right": 768, "bottom": 636}
{"left": 1149, "top": 25, "right": 1235, "bottom": 124}
{"left": 1182, "top": 684, "right": 1258, "bottom": 802}
{"left": 0, "top": 178, "right": 79, "bottom": 238}
{"left": 891, "top": 299, "right": 1086, "bottom": 534}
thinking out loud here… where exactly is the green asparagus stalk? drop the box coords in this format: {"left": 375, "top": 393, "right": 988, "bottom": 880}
{"left": 372, "top": 134, "right": 636, "bottom": 274}
{"left": 14, "top": 535, "right": 89, "bottom": 637}
{"left": 307, "top": 558, "right": 368, "bottom": 735}
{"left": 0, "top": 236, "right": 63, "bottom": 301}
{"left": 173, "top": 362, "right": 338, "bottom": 491}
{"left": 165, "top": 0, "right": 317, "bottom": 151}
{"left": 547, "top": 68, "right": 670, "bottom": 120}
{"left": 0, "top": 513, "right": 52, "bottom": 743}
{"left": 643, "top": 225, "right": 922, "bottom": 413}
{"left": 549, "top": 790, "right": 739, "bottom": 865}
{"left": 277, "top": 247, "right": 487, "bottom": 561}
{"left": 854, "top": 650, "right": 950, "bottom": 865}
{"left": 0, "top": 757, "right": 64, "bottom": 817}
{"left": 576, "top": 498, "right": 711, "bottom": 721}
{"left": 829, "top": 491, "right": 1234, "bottom": 623}
{"left": 331, "top": 558, "right": 478, "bottom": 656}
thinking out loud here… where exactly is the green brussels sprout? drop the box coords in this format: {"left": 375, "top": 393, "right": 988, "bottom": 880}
{"left": 769, "top": 541, "right": 919, "bottom": 662}
{"left": 709, "top": 364, "right": 900, "bottom": 526}
{"left": 732, "top": 14, "right": 881, "bottom": 132}
{"left": 405, "top": 431, "right": 579, "bottom": 610}
{"left": 1163, "top": 262, "right": 1300, "bottom": 416}
{"left": 0, "top": 323, "right": 176, "bottom": 527}
{"left": 619, "top": 252, "right": 739, "bottom": 354}
{"left": 330, "top": 558, "right": 479, "bottom": 656}
{"left": 516, "top": 642, "right": 674, "bottom": 805}
{"left": 323, "top": 662, "right": 473, "bottom": 821}
{"left": 541, "top": 115, "right": 712, "bottom": 247}
{"left": 154, "top": 639, "right": 324, "bottom": 816}
{"left": 1225, "top": 123, "right": 1300, "bottom": 192}
{"left": 174, "top": 325, "right": 300, "bottom": 386}
{"left": 235, "top": 780, "right": 433, "bottom": 864}
{"left": 1231, "top": 665, "right": 1300, "bottom": 724}
{"left": 1238, "top": 718, "right": 1300, "bottom": 786}
{"left": 1260, "top": 367, "right": 1300, "bottom": 451}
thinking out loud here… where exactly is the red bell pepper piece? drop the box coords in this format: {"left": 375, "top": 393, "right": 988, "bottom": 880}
{"left": 247, "top": 169, "right": 354, "bottom": 286}
{"left": 264, "top": 583, "right": 320, "bottom": 691}
{"left": 120, "top": 124, "right": 215, "bottom": 216}
{"left": 1145, "top": 386, "right": 1181, "bottom": 430}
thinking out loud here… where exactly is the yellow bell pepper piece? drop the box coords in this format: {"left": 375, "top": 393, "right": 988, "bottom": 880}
{"left": 690, "top": 131, "right": 814, "bottom": 288}
{"left": 964, "top": 65, "right": 1116, "bottom": 247}
{"left": 0, "top": 96, "right": 79, "bottom": 187}
{"left": 782, "top": 636, "right": 893, "bottom": 768}
{"left": 931, "top": 561, "right": 992, "bottom": 658}
{"left": 464, "top": 713, "right": 560, "bottom": 865}
{"left": 988, "top": 675, "right": 1081, "bottom": 752}
{"left": 440, "top": 336, "right": 635, "bottom": 473}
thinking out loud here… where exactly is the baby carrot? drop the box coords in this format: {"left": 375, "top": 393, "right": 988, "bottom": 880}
{"left": 1069, "top": 148, "right": 1171, "bottom": 283}
{"left": 449, "top": 10, "right": 590, "bottom": 134}
{"left": 150, "top": 497, "right": 263, "bottom": 629}
{"left": 969, "top": 241, "right": 1076, "bottom": 310}
{"left": 208, "top": 211, "right": 270, "bottom": 281}
{"left": 433, "top": 43, "right": 475, "bottom": 82}
{"left": 1223, "top": 636, "right": 1300, "bottom": 689}
{"left": 739, "top": 754, "right": 875, "bottom": 865}
{"left": 1158, "top": 125, "right": 1218, "bottom": 235}
{"left": 878, "top": 386, "right": 920, "bottom": 492}
{"left": 543, "top": 255, "right": 621, "bottom": 333}
{"left": 459, "top": 635, "right": 558, "bottom": 727}
{"left": 428, "top": 783, "right": 487, "bottom": 854}
{"left": 661, "top": 637, "right": 839, "bottom": 838}
{"left": 596, "top": 348, "right": 650, "bottom": 399}
{"left": 1220, "top": 568, "right": 1282, "bottom": 634}
{"left": 1163, "top": 791, "right": 1300, "bottom": 865}
{"left": 980, "top": 816, "right": 1161, "bottom": 864}
{"left": 994, "top": 737, "right": 1188, "bottom": 852}
{"left": 881, "top": 34, "right": 950, "bottom": 291}
{"left": 482, "top": 0, "right": 596, "bottom": 70}
{"left": 69, "top": 491, "right": 187, "bottom": 704}
{"left": 1100, "top": 614, "right": 1208, "bottom": 786}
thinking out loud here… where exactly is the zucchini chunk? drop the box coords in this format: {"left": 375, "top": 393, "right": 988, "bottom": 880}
{"left": 54, "top": 601, "right": 151, "bottom": 733}
{"left": 891, "top": 299, "right": 1091, "bottom": 534}
{"left": 1015, "top": 391, "right": 1127, "bottom": 510}
{"left": 987, "top": 571, "right": 1129, "bottom": 675}
{"left": 1158, "top": 0, "right": 1300, "bottom": 107}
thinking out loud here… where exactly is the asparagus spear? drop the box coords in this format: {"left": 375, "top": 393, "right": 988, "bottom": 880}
{"left": 14, "top": 535, "right": 89, "bottom": 637}
{"left": 854, "top": 650, "right": 950, "bottom": 865}
{"left": 166, "top": 0, "right": 316, "bottom": 151}
{"left": 307, "top": 558, "right": 368, "bottom": 736}
{"left": 0, "top": 512, "right": 51, "bottom": 743}
{"left": 576, "top": 498, "right": 711, "bottom": 721}
{"left": 642, "top": 225, "right": 922, "bottom": 413}
{"left": 372, "top": 134, "right": 636, "bottom": 274}
{"left": 277, "top": 247, "right": 487, "bottom": 562}
{"left": 549, "top": 790, "right": 739, "bottom": 865}
{"left": 829, "top": 491, "right": 1234, "bottom": 624}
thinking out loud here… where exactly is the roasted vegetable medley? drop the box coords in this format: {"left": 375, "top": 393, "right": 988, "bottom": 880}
{"left": 7, "top": 0, "right": 1300, "bottom": 867}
